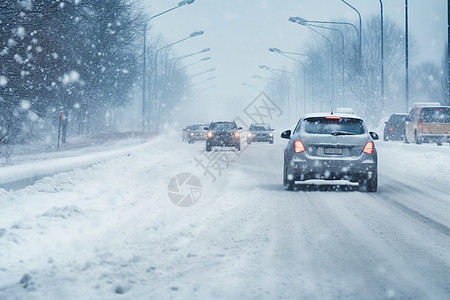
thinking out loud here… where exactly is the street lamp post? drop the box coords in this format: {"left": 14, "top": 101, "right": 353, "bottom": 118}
{"left": 405, "top": 0, "right": 409, "bottom": 112}
{"left": 290, "top": 17, "right": 335, "bottom": 112}
{"left": 341, "top": 0, "right": 362, "bottom": 73}
{"left": 242, "top": 82, "right": 265, "bottom": 92}
{"left": 379, "top": 0, "right": 385, "bottom": 110}
{"left": 300, "top": 20, "right": 345, "bottom": 107}
{"left": 151, "top": 31, "right": 204, "bottom": 122}
{"left": 189, "top": 68, "right": 215, "bottom": 78}
{"left": 141, "top": 0, "right": 196, "bottom": 131}
{"left": 180, "top": 56, "right": 211, "bottom": 69}
{"left": 259, "top": 66, "right": 295, "bottom": 121}
{"left": 269, "top": 48, "right": 320, "bottom": 114}
{"left": 169, "top": 48, "right": 211, "bottom": 62}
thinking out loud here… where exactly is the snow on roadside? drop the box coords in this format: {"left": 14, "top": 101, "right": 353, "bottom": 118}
{"left": 378, "top": 140, "right": 450, "bottom": 184}
{"left": 0, "top": 140, "right": 151, "bottom": 187}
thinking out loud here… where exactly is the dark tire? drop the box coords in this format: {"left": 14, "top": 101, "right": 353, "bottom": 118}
{"left": 414, "top": 132, "right": 422, "bottom": 144}
{"left": 247, "top": 140, "right": 251, "bottom": 145}
{"left": 206, "top": 143, "right": 212, "bottom": 152}
{"left": 404, "top": 131, "right": 410, "bottom": 144}
{"left": 283, "top": 161, "right": 294, "bottom": 191}
{"left": 359, "top": 175, "right": 378, "bottom": 192}
{"left": 188, "top": 140, "right": 194, "bottom": 144}
{"left": 269, "top": 140, "right": 274, "bottom": 144}
{"left": 384, "top": 133, "right": 389, "bottom": 141}
{"left": 236, "top": 143, "right": 241, "bottom": 151}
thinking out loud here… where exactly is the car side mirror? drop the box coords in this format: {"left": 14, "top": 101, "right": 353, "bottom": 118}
{"left": 203, "top": 127, "right": 209, "bottom": 130}
{"left": 281, "top": 130, "right": 291, "bottom": 139}
{"left": 238, "top": 127, "right": 243, "bottom": 130}
{"left": 369, "top": 132, "right": 379, "bottom": 140}
{"left": 271, "top": 128, "right": 275, "bottom": 131}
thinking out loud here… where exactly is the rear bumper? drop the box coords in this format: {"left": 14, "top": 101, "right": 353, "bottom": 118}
{"left": 248, "top": 135, "right": 273, "bottom": 142}
{"left": 187, "top": 135, "right": 206, "bottom": 142}
{"left": 417, "top": 133, "right": 450, "bottom": 141}
{"left": 286, "top": 154, "right": 377, "bottom": 182}
{"left": 207, "top": 137, "right": 240, "bottom": 147}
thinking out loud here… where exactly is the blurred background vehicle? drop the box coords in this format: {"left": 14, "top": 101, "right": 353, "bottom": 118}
{"left": 405, "top": 106, "right": 450, "bottom": 145}
{"left": 205, "top": 121, "right": 242, "bottom": 152}
{"left": 182, "top": 123, "right": 209, "bottom": 144}
{"left": 247, "top": 123, "right": 274, "bottom": 144}
{"left": 383, "top": 113, "right": 408, "bottom": 141}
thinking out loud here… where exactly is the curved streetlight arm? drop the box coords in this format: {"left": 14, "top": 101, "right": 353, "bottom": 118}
{"left": 156, "top": 31, "right": 204, "bottom": 54}
{"left": 292, "top": 20, "right": 334, "bottom": 112}
{"left": 190, "top": 68, "right": 215, "bottom": 78}
{"left": 341, "top": 0, "right": 362, "bottom": 64}
{"left": 180, "top": 57, "right": 211, "bottom": 69}
{"left": 169, "top": 48, "right": 210, "bottom": 61}
{"left": 149, "top": 0, "right": 195, "bottom": 21}
{"left": 307, "top": 23, "right": 345, "bottom": 107}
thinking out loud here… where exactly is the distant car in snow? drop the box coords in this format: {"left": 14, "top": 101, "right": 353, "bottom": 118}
{"left": 204, "top": 121, "right": 242, "bottom": 152}
{"left": 281, "top": 113, "right": 379, "bottom": 192}
{"left": 182, "top": 123, "right": 208, "bottom": 144}
{"left": 404, "top": 106, "right": 450, "bottom": 145}
{"left": 246, "top": 123, "right": 274, "bottom": 144}
{"left": 383, "top": 113, "right": 408, "bottom": 141}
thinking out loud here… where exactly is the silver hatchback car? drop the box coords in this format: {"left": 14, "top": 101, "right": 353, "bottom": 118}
{"left": 281, "top": 113, "right": 379, "bottom": 192}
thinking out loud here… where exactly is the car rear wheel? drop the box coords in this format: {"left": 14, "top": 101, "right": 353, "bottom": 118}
{"left": 359, "top": 175, "right": 377, "bottom": 192}
{"left": 235, "top": 143, "right": 241, "bottom": 151}
{"left": 404, "top": 131, "right": 410, "bottom": 144}
{"left": 283, "top": 161, "right": 294, "bottom": 191}
{"left": 414, "top": 132, "right": 422, "bottom": 144}
{"left": 206, "top": 143, "right": 212, "bottom": 152}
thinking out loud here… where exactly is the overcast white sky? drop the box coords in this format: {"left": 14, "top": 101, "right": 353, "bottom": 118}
{"left": 143, "top": 0, "right": 447, "bottom": 120}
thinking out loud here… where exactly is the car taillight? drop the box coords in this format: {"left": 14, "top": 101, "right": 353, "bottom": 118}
{"left": 389, "top": 126, "right": 393, "bottom": 131}
{"left": 418, "top": 122, "right": 422, "bottom": 129}
{"left": 294, "top": 140, "right": 306, "bottom": 153}
{"left": 234, "top": 131, "right": 240, "bottom": 138}
{"left": 206, "top": 131, "right": 213, "bottom": 138}
{"left": 362, "top": 142, "right": 374, "bottom": 154}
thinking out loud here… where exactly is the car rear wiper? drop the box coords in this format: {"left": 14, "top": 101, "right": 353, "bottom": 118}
{"left": 331, "top": 131, "right": 356, "bottom": 136}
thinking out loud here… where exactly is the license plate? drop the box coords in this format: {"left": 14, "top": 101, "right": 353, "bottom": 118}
{"left": 324, "top": 148, "right": 343, "bottom": 155}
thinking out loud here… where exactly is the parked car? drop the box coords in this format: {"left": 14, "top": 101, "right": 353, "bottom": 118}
{"left": 404, "top": 106, "right": 450, "bottom": 145}
{"left": 205, "top": 121, "right": 242, "bottom": 152}
{"left": 383, "top": 113, "right": 408, "bottom": 141}
{"left": 281, "top": 113, "right": 379, "bottom": 192}
{"left": 247, "top": 123, "right": 274, "bottom": 144}
{"left": 183, "top": 123, "right": 208, "bottom": 144}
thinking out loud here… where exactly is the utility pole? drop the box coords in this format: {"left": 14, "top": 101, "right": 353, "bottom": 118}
{"left": 448, "top": 0, "right": 450, "bottom": 104}
{"left": 405, "top": 0, "right": 409, "bottom": 112}
{"left": 142, "top": 24, "right": 146, "bottom": 131}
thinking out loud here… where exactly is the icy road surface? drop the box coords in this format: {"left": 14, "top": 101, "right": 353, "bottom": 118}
{"left": 1, "top": 133, "right": 450, "bottom": 299}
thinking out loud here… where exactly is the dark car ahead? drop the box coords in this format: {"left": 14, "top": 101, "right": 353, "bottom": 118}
{"left": 205, "top": 121, "right": 242, "bottom": 152}
{"left": 384, "top": 113, "right": 408, "bottom": 141}
{"left": 247, "top": 123, "right": 274, "bottom": 144}
{"left": 281, "top": 113, "right": 379, "bottom": 192}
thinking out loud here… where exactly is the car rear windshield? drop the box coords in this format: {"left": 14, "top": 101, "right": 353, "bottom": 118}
{"left": 210, "top": 122, "right": 236, "bottom": 131}
{"left": 420, "top": 107, "right": 450, "bottom": 123}
{"left": 250, "top": 124, "right": 270, "bottom": 131}
{"left": 303, "top": 117, "right": 366, "bottom": 135}
{"left": 389, "top": 115, "right": 407, "bottom": 123}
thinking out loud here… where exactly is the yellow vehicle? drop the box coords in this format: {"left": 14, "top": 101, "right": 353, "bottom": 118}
{"left": 405, "top": 106, "right": 450, "bottom": 145}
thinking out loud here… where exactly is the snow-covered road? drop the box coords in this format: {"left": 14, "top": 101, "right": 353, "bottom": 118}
{"left": 1, "top": 133, "right": 450, "bottom": 299}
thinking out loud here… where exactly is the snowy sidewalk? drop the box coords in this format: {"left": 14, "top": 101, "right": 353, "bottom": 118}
{"left": 0, "top": 132, "right": 154, "bottom": 189}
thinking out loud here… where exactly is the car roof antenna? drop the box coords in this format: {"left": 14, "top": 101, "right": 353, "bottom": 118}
{"left": 330, "top": 98, "right": 334, "bottom": 114}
